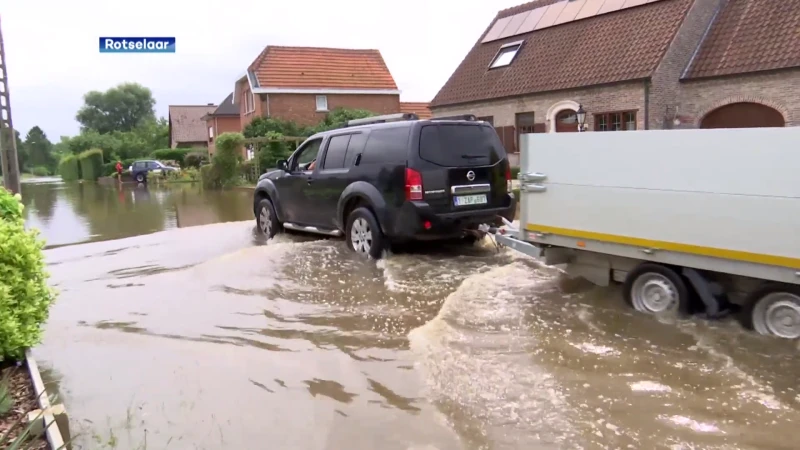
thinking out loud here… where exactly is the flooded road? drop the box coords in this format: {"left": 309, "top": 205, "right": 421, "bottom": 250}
{"left": 21, "top": 178, "right": 253, "bottom": 248}
{"left": 23, "top": 179, "right": 800, "bottom": 449}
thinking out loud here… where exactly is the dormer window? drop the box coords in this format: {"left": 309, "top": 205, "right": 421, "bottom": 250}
{"left": 489, "top": 40, "right": 523, "bottom": 69}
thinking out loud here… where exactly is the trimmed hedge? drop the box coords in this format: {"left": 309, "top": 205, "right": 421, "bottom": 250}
{"left": 30, "top": 166, "right": 50, "bottom": 177}
{"left": 184, "top": 151, "right": 208, "bottom": 168}
{"left": 102, "top": 158, "right": 136, "bottom": 176}
{"left": 78, "top": 148, "right": 104, "bottom": 181}
{"left": 58, "top": 155, "right": 81, "bottom": 181}
{"left": 150, "top": 148, "right": 193, "bottom": 167}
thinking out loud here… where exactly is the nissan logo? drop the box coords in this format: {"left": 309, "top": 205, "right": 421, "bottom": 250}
{"left": 466, "top": 170, "right": 476, "bottom": 181}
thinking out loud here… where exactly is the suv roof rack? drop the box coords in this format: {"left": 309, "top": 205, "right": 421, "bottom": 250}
{"left": 430, "top": 114, "right": 478, "bottom": 122}
{"left": 346, "top": 113, "right": 419, "bottom": 128}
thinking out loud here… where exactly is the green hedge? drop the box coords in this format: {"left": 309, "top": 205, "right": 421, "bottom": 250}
{"left": 199, "top": 164, "right": 220, "bottom": 189}
{"left": 78, "top": 148, "right": 104, "bottom": 181}
{"left": 58, "top": 155, "right": 81, "bottom": 181}
{"left": 0, "top": 188, "right": 56, "bottom": 361}
{"left": 30, "top": 166, "right": 50, "bottom": 177}
{"left": 184, "top": 151, "right": 208, "bottom": 168}
{"left": 150, "top": 148, "right": 193, "bottom": 166}
{"left": 510, "top": 166, "right": 521, "bottom": 180}
{"left": 102, "top": 158, "right": 136, "bottom": 176}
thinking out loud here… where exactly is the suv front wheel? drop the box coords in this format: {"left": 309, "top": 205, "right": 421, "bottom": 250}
{"left": 257, "top": 198, "right": 281, "bottom": 239}
{"left": 346, "top": 207, "right": 385, "bottom": 259}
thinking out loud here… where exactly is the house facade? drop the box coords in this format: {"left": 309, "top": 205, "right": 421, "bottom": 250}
{"left": 431, "top": 0, "right": 800, "bottom": 159}
{"left": 168, "top": 104, "right": 218, "bottom": 149}
{"left": 204, "top": 93, "right": 241, "bottom": 159}
{"left": 234, "top": 46, "right": 402, "bottom": 130}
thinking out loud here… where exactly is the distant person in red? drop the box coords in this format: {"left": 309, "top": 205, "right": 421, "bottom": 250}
{"left": 115, "top": 161, "right": 123, "bottom": 181}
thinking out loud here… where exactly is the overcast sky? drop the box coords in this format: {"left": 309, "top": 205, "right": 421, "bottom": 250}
{"left": 2, "top": 0, "right": 522, "bottom": 140}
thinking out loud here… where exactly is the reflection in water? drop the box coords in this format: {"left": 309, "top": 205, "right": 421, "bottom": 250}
{"left": 20, "top": 179, "right": 254, "bottom": 248}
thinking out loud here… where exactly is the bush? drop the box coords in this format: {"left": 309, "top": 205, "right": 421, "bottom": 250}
{"left": 510, "top": 166, "right": 520, "bottom": 180}
{"left": 150, "top": 148, "right": 193, "bottom": 167}
{"left": 213, "top": 133, "right": 244, "bottom": 188}
{"left": 0, "top": 188, "right": 56, "bottom": 361}
{"left": 199, "top": 164, "right": 220, "bottom": 189}
{"left": 58, "top": 155, "right": 81, "bottom": 181}
{"left": 30, "top": 166, "right": 49, "bottom": 177}
{"left": 184, "top": 151, "right": 208, "bottom": 168}
{"left": 78, "top": 148, "right": 104, "bottom": 181}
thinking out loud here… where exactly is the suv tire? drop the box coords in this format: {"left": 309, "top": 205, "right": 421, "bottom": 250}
{"left": 135, "top": 172, "right": 145, "bottom": 183}
{"left": 346, "top": 207, "right": 385, "bottom": 259}
{"left": 257, "top": 198, "right": 280, "bottom": 239}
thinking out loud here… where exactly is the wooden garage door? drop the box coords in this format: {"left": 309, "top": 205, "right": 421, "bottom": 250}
{"left": 700, "top": 102, "right": 785, "bottom": 129}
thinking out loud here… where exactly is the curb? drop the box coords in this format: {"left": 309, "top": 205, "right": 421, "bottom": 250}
{"left": 25, "top": 350, "right": 67, "bottom": 449}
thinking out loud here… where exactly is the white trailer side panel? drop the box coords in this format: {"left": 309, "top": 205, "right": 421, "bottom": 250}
{"left": 519, "top": 128, "right": 800, "bottom": 273}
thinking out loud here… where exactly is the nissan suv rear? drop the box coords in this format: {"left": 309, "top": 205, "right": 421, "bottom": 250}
{"left": 253, "top": 113, "right": 516, "bottom": 258}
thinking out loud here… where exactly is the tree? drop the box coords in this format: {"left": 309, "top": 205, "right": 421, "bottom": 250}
{"left": 24, "top": 126, "right": 55, "bottom": 172}
{"left": 75, "top": 83, "right": 156, "bottom": 134}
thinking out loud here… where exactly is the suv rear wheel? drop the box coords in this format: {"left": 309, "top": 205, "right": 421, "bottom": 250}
{"left": 346, "top": 207, "right": 385, "bottom": 259}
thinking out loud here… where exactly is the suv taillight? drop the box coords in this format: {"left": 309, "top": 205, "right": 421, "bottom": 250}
{"left": 506, "top": 164, "right": 513, "bottom": 192}
{"left": 405, "top": 168, "right": 423, "bottom": 201}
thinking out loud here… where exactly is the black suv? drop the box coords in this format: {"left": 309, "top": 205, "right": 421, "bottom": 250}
{"left": 252, "top": 113, "right": 516, "bottom": 258}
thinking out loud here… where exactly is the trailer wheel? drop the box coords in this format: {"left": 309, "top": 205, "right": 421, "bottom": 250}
{"left": 742, "top": 284, "right": 800, "bottom": 339}
{"left": 624, "top": 263, "right": 691, "bottom": 316}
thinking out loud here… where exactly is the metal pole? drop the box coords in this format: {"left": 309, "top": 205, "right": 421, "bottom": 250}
{"left": 0, "top": 15, "right": 21, "bottom": 194}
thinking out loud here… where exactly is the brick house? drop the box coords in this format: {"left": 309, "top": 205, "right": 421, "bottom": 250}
{"left": 203, "top": 93, "right": 241, "bottom": 159}
{"left": 430, "top": 0, "right": 800, "bottom": 162}
{"left": 233, "top": 46, "right": 402, "bottom": 130}
{"left": 168, "top": 104, "right": 218, "bottom": 148}
{"left": 400, "top": 102, "right": 433, "bottom": 119}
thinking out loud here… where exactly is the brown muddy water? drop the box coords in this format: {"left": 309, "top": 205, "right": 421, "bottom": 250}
{"left": 17, "top": 178, "right": 800, "bottom": 449}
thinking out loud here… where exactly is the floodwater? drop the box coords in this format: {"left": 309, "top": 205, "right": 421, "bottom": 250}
{"left": 19, "top": 179, "right": 800, "bottom": 449}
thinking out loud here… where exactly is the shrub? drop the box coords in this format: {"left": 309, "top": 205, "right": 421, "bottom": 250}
{"left": 184, "top": 151, "right": 208, "bottom": 168}
{"left": 58, "top": 155, "right": 81, "bottom": 181}
{"left": 150, "top": 148, "right": 192, "bottom": 167}
{"left": 256, "top": 133, "right": 293, "bottom": 173}
{"left": 30, "top": 166, "right": 49, "bottom": 177}
{"left": 78, "top": 148, "right": 104, "bottom": 181}
{"left": 510, "top": 166, "right": 520, "bottom": 180}
{"left": 199, "top": 164, "right": 220, "bottom": 189}
{"left": 0, "top": 188, "right": 56, "bottom": 361}
{"left": 213, "top": 133, "right": 244, "bottom": 188}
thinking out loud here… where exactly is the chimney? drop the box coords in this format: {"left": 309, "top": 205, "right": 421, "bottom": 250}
{"left": 207, "top": 103, "right": 214, "bottom": 106}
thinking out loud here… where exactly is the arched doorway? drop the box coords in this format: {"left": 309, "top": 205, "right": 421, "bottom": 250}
{"left": 700, "top": 102, "right": 785, "bottom": 129}
{"left": 555, "top": 109, "right": 579, "bottom": 132}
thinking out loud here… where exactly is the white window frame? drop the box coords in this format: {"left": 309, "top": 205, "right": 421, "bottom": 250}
{"left": 208, "top": 126, "right": 214, "bottom": 139}
{"left": 316, "top": 95, "right": 328, "bottom": 112}
{"left": 488, "top": 40, "right": 524, "bottom": 69}
{"left": 244, "top": 90, "right": 255, "bottom": 114}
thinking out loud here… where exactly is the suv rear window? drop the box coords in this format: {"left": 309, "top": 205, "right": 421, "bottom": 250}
{"left": 361, "top": 128, "right": 409, "bottom": 165}
{"left": 419, "top": 124, "right": 506, "bottom": 167}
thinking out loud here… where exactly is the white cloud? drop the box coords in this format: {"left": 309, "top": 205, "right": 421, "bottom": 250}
{"left": 2, "top": 0, "right": 521, "bottom": 139}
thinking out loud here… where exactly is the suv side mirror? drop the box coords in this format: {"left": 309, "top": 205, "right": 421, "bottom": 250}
{"left": 277, "top": 159, "right": 288, "bottom": 171}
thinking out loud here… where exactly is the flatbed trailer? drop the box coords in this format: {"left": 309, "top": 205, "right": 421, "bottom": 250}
{"left": 488, "top": 127, "right": 800, "bottom": 339}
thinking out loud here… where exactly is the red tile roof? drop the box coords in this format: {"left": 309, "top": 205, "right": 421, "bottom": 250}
{"left": 431, "top": 0, "right": 692, "bottom": 107}
{"left": 400, "top": 102, "right": 432, "bottom": 119}
{"left": 248, "top": 46, "right": 398, "bottom": 90}
{"left": 684, "top": 0, "right": 800, "bottom": 80}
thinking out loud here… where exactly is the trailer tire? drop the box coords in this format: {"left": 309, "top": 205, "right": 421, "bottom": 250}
{"left": 623, "top": 263, "right": 691, "bottom": 316}
{"left": 741, "top": 283, "right": 800, "bottom": 339}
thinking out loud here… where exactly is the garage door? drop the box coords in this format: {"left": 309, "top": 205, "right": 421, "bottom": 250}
{"left": 700, "top": 102, "right": 785, "bottom": 129}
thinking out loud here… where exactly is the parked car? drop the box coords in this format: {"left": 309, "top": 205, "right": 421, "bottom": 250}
{"left": 129, "top": 160, "right": 179, "bottom": 183}
{"left": 252, "top": 113, "right": 516, "bottom": 258}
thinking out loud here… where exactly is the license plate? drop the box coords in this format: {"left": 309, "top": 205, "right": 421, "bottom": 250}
{"left": 454, "top": 194, "right": 488, "bottom": 206}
